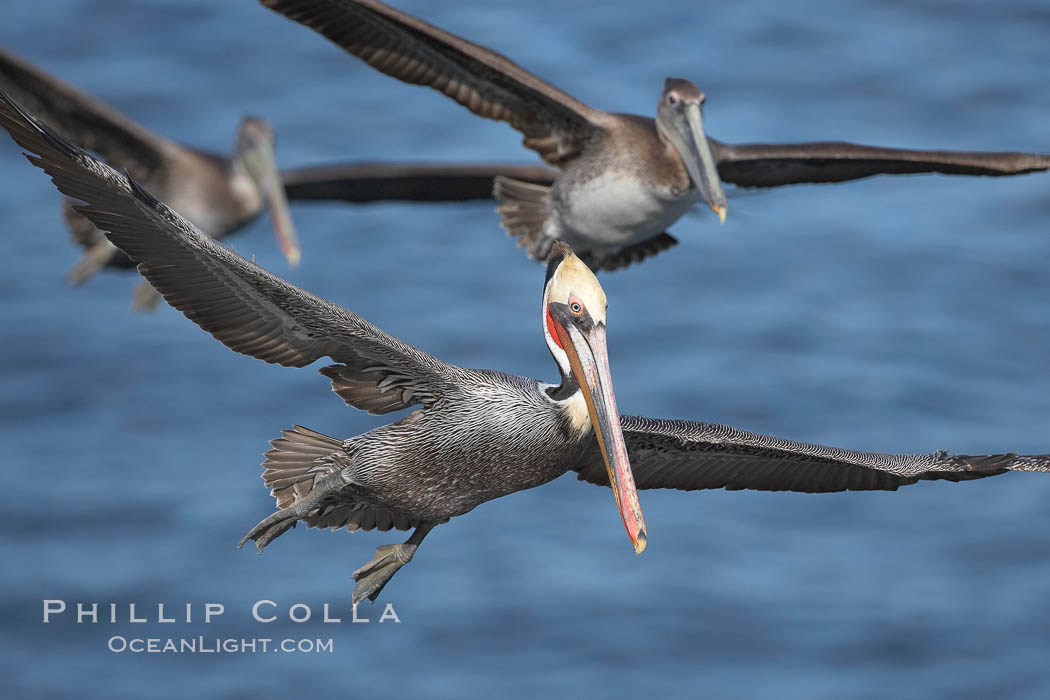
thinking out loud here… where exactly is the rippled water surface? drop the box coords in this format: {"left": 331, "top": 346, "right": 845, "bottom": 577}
{"left": 1, "top": 1, "right": 1048, "bottom": 698}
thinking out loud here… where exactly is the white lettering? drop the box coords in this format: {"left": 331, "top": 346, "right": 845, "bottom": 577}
{"left": 76, "top": 603, "right": 98, "bottom": 624}
{"left": 322, "top": 603, "right": 341, "bottom": 623}
{"left": 252, "top": 600, "right": 276, "bottom": 623}
{"left": 42, "top": 600, "right": 66, "bottom": 623}
{"left": 379, "top": 604, "right": 400, "bottom": 623}
{"left": 289, "top": 603, "right": 311, "bottom": 623}
{"left": 204, "top": 603, "right": 224, "bottom": 623}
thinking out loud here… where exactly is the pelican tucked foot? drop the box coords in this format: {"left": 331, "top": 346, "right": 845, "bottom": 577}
{"left": 239, "top": 509, "right": 297, "bottom": 553}
{"left": 352, "top": 524, "right": 434, "bottom": 605}
{"left": 68, "top": 239, "right": 120, "bottom": 286}
{"left": 238, "top": 477, "right": 340, "bottom": 552}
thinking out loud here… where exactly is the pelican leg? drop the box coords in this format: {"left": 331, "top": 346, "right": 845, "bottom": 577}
{"left": 352, "top": 523, "right": 435, "bottom": 605}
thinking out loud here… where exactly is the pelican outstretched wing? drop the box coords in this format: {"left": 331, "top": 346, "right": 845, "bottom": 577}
{"left": 260, "top": 0, "right": 614, "bottom": 166}
{"left": 282, "top": 161, "right": 557, "bottom": 202}
{"left": 575, "top": 416, "right": 1049, "bottom": 493}
{"left": 711, "top": 139, "right": 1050, "bottom": 189}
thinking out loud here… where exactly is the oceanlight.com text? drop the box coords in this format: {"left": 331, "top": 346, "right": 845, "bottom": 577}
{"left": 107, "top": 636, "right": 334, "bottom": 654}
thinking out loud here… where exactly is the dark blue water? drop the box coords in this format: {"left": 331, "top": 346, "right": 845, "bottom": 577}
{"left": 2, "top": 1, "right": 1048, "bottom": 697}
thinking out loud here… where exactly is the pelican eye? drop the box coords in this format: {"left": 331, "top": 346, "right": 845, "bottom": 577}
{"left": 569, "top": 301, "right": 583, "bottom": 315}
{"left": 667, "top": 93, "right": 678, "bottom": 105}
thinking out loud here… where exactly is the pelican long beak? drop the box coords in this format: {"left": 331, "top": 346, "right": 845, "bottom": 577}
{"left": 244, "top": 139, "right": 302, "bottom": 266}
{"left": 672, "top": 103, "right": 728, "bottom": 223}
{"left": 556, "top": 321, "right": 647, "bottom": 554}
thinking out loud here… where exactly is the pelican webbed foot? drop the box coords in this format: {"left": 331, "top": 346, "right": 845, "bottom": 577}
{"left": 351, "top": 524, "right": 434, "bottom": 604}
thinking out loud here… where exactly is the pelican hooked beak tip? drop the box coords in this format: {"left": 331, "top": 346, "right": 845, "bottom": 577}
{"left": 285, "top": 245, "right": 302, "bottom": 268}
{"left": 633, "top": 529, "right": 647, "bottom": 555}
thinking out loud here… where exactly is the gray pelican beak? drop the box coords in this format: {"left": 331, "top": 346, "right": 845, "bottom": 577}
{"left": 240, "top": 128, "right": 302, "bottom": 266}
{"left": 555, "top": 320, "right": 647, "bottom": 554}
{"left": 671, "top": 103, "right": 728, "bottom": 223}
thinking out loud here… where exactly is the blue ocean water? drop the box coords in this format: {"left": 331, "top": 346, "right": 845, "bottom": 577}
{"left": 1, "top": 1, "right": 1048, "bottom": 697}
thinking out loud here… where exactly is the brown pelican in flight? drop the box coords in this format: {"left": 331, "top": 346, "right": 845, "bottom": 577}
{"left": 0, "top": 46, "right": 557, "bottom": 309}
{"left": 2, "top": 91, "right": 1047, "bottom": 603}
{"left": 0, "top": 47, "right": 302, "bottom": 310}
{"left": 259, "top": 0, "right": 1050, "bottom": 271}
